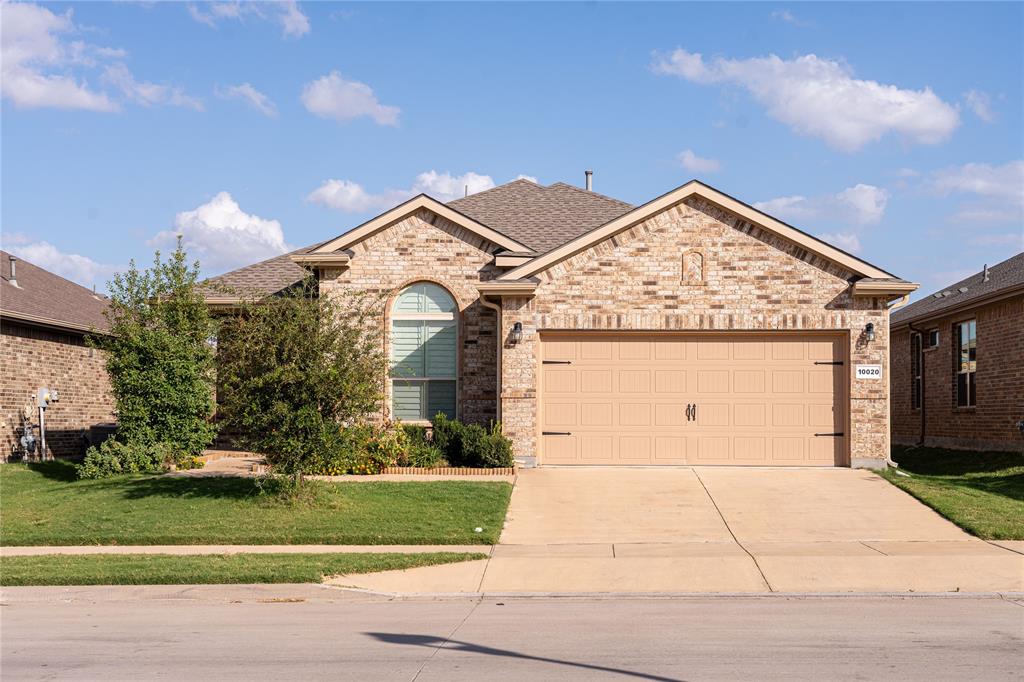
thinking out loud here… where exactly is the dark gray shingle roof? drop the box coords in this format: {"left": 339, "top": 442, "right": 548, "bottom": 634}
{"left": 1, "top": 250, "right": 110, "bottom": 332}
{"left": 891, "top": 252, "right": 1024, "bottom": 325}
{"left": 201, "top": 179, "right": 634, "bottom": 299}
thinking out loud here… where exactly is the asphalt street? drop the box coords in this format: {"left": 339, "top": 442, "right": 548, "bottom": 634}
{"left": 2, "top": 585, "right": 1022, "bottom": 681}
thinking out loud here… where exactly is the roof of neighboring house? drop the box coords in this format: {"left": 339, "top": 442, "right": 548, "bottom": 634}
{"left": 891, "top": 252, "right": 1024, "bottom": 326}
{"left": 0, "top": 250, "right": 110, "bottom": 333}
{"left": 447, "top": 179, "right": 635, "bottom": 253}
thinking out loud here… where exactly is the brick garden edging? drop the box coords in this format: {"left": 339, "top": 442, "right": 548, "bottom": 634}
{"left": 250, "top": 462, "right": 514, "bottom": 476}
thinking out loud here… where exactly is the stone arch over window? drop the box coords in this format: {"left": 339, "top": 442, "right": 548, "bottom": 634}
{"left": 390, "top": 282, "right": 457, "bottom": 421}
{"left": 682, "top": 248, "right": 705, "bottom": 285}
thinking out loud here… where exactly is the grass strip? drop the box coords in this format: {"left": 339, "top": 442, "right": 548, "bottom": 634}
{"left": 0, "top": 552, "right": 486, "bottom": 586}
{"left": 881, "top": 446, "right": 1024, "bottom": 540}
{"left": 1, "top": 461, "right": 511, "bottom": 546}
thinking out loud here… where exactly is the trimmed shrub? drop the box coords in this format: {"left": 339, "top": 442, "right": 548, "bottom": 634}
{"left": 430, "top": 414, "right": 514, "bottom": 468}
{"left": 77, "top": 440, "right": 199, "bottom": 479}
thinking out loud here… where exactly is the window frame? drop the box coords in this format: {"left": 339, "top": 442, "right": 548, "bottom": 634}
{"left": 953, "top": 319, "right": 977, "bottom": 409}
{"left": 910, "top": 332, "right": 922, "bottom": 410}
{"left": 389, "top": 283, "right": 459, "bottom": 423}
{"left": 925, "top": 329, "right": 939, "bottom": 350}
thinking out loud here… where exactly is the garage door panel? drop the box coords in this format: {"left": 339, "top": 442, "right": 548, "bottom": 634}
{"left": 619, "top": 403, "right": 651, "bottom": 426}
{"left": 619, "top": 370, "right": 651, "bottom": 393}
{"left": 619, "top": 435, "right": 652, "bottom": 460}
{"left": 544, "top": 369, "right": 577, "bottom": 394}
{"left": 540, "top": 333, "right": 846, "bottom": 466}
{"left": 580, "top": 403, "right": 613, "bottom": 426}
{"left": 580, "top": 370, "right": 613, "bottom": 393}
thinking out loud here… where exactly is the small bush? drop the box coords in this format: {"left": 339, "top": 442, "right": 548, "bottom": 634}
{"left": 430, "top": 414, "right": 514, "bottom": 468}
{"left": 77, "top": 440, "right": 201, "bottom": 479}
{"left": 399, "top": 424, "right": 446, "bottom": 468}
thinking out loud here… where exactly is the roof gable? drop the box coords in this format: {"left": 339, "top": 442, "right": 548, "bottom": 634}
{"left": 499, "top": 180, "right": 897, "bottom": 282}
{"left": 312, "top": 194, "right": 530, "bottom": 255}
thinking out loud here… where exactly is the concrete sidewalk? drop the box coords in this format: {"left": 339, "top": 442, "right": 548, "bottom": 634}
{"left": 331, "top": 467, "right": 1024, "bottom": 595}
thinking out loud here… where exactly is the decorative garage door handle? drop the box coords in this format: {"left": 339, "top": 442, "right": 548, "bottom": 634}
{"left": 542, "top": 431, "right": 572, "bottom": 436}
{"left": 686, "top": 404, "right": 697, "bottom": 422}
{"left": 814, "top": 432, "right": 845, "bottom": 437}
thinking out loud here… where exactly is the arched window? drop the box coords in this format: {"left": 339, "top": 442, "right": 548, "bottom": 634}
{"left": 390, "top": 282, "right": 457, "bottom": 421}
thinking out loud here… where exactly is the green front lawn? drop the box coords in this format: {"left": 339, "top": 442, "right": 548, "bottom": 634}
{"left": 0, "top": 552, "right": 486, "bottom": 586}
{"left": 881, "top": 446, "right": 1024, "bottom": 540}
{"left": 0, "top": 461, "right": 511, "bottom": 546}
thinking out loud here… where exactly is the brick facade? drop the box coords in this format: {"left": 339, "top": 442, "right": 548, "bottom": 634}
{"left": 1, "top": 321, "right": 115, "bottom": 460}
{"left": 319, "top": 209, "right": 502, "bottom": 425}
{"left": 498, "top": 197, "right": 891, "bottom": 467}
{"left": 891, "top": 294, "right": 1024, "bottom": 452}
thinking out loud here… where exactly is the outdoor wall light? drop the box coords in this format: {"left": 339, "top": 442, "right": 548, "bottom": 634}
{"left": 511, "top": 322, "right": 523, "bottom": 344}
{"left": 865, "top": 322, "right": 876, "bottom": 343}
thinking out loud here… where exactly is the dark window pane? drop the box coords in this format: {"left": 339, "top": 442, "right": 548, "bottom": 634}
{"left": 957, "top": 373, "right": 968, "bottom": 407}
{"left": 968, "top": 372, "right": 976, "bottom": 407}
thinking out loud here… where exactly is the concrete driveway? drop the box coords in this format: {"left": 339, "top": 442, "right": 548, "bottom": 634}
{"left": 339, "top": 467, "right": 1024, "bottom": 595}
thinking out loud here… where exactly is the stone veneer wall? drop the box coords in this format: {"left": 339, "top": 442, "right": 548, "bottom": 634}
{"left": 318, "top": 209, "right": 502, "bottom": 425}
{"left": 891, "top": 294, "right": 1023, "bottom": 452}
{"left": 1, "top": 321, "right": 115, "bottom": 460}
{"left": 499, "top": 197, "right": 891, "bottom": 467}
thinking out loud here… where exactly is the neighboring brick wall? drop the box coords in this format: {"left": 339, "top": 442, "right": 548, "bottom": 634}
{"left": 891, "top": 294, "right": 1024, "bottom": 452}
{"left": 1, "top": 321, "right": 115, "bottom": 460}
{"left": 499, "top": 197, "right": 892, "bottom": 466}
{"left": 319, "top": 209, "right": 502, "bottom": 426}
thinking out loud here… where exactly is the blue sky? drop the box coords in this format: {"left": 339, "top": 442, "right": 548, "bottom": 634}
{"left": 2, "top": 1, "right": 1022, "bottom": 301}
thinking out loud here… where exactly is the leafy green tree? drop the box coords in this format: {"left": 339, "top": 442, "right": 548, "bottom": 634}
{"left": 216, "top": 279, "right": 388, "bottom": 477}
{"left": 91, "top": 238, "right": 217, "bottom": 457}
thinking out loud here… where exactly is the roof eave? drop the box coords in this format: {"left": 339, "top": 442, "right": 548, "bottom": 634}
{"left": 0, "top": 310, "right": 110, "bottom": 336}
{"left": 891, "top": 283, "right": 1024, "bottom": 329}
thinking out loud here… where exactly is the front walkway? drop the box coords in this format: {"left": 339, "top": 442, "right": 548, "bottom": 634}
{"left": 336, "top": 467, "right": 1024, "bottom": 594}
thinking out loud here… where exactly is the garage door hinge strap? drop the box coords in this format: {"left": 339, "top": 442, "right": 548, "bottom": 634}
{"left": 814, "top": 432, "right": 845, "bottom": 437}
{"left": 542, "top": 360, "right": 572, "bottom": 364}
{"left": 814, "top": 361, "right": 844, "bottom": 365}
{"left": 542, "top": 431, "right": 572, "bottom": 436}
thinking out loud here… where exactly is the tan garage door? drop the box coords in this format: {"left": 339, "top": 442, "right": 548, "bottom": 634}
{"left": 539, "top": 333, "right": 847, "bottom": 466}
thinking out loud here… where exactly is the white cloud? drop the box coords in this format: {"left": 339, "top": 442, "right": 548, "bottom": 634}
{"left": 308, "top": 171, "right": 496, "bottom": 213}
{"left": 930, "top": 160, "right": 1024, "bottom": 224}
{"left": 818, "top": 232, "right": 861, "bottom": 254}
{"left": 515, "top": 174, "right": 539, "bottom": 183}
{"left": 677, "top": 149, "right": 722, "bottom": 173}
{"left": 652, "top": 49, "right": 959, "bottom": 152}
{"left": 187, "top": 1, "right": 310, "bottom": 38}
{"left": 963, "top": 90, "right": 995, "bottom": 123}
{"left": 102, "top": 63, "right": 203, "bottom": 110}
{"left": 4, "top": 238, "right": 121, "bottom": 290}
{"left": 755, "top": 183, "right": 889, "bottom": 226}
{"left": 151, "top": 192, "right": 291, "bottom": 273}
{"left": 968, "top": 233, "right": 1024, "bottom": 248}
{"left": 301, "top": 71, "right": 399, "bottom": 126}
{"left": 771, "top": 9, "right": 811, "bottom": 27}
{"left": 216, "top": 82, "right": 277, "bottom": 117}
{"left": 0, "top": 2, "right": 117, "bottom": 111}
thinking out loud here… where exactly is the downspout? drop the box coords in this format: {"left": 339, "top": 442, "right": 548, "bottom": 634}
{"left": 479, "top": 294, "right": 502, "bottom": 422}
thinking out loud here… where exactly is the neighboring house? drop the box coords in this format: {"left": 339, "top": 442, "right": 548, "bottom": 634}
{"left": 202, "top": 178, "right": 917, "bottom": 469}
{"left": 891, "top": 253, "right": 1024, "bottom": 452}
{"left": 1, "top": 251, "right": 115, "bottom": 461}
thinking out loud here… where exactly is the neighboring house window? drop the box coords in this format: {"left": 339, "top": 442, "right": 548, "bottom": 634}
{"left": 954, "top": 319, "right": 977, "bottom": 408}
{"left": 927, "top": 329, "right": 939, "bottom": 348}
{"left": 390, "top": 282, "right": 457, "bottom": 421}
{"left": 911, "top": 333, "right": 922, "bottom": 410}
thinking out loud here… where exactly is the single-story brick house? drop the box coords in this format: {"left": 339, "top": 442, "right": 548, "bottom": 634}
{"left": 1, "top": 251, "right": 115, "bottom": 461}
{"left": 890, "top": 252, "right": 1023, "bottom": 452}
{"left": 203, "top": 178, "right": 918, "bottom": 469}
